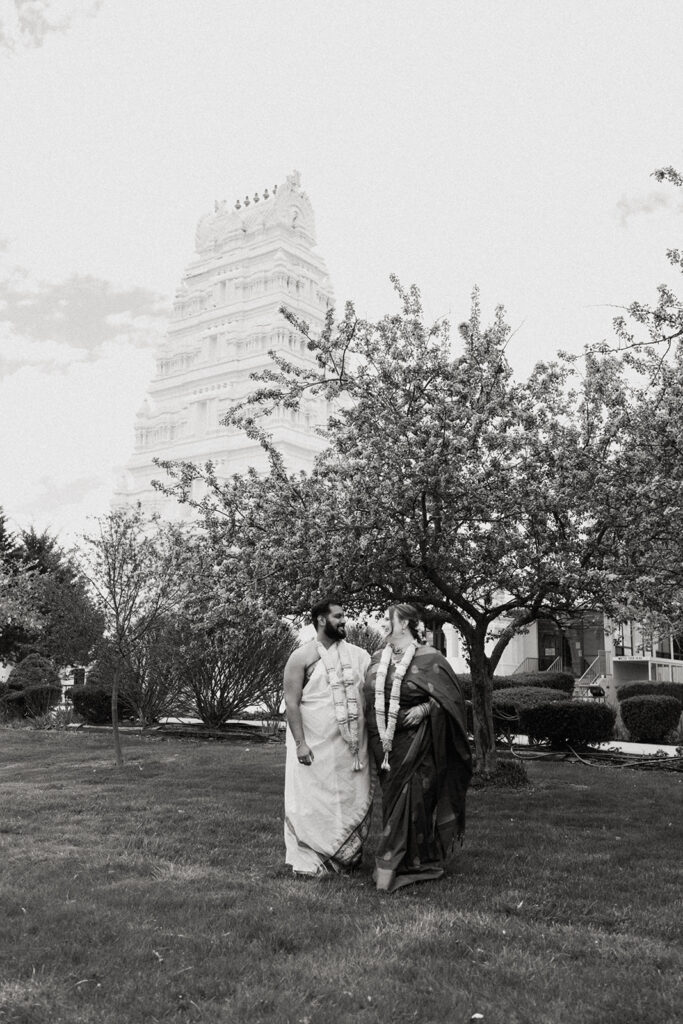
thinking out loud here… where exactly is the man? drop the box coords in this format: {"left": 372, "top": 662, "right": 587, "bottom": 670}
{"left": 283, "top": 597, "right": 372, "bottom": 875}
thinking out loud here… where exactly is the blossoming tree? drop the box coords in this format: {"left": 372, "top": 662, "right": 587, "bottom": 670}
{"left": 155, "top": 278, "right": 676, "bottom": 774}
{"left": 81, "top": 508, "right": 187, "bottom": 765}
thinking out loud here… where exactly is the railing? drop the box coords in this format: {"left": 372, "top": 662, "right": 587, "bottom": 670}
{"left": 576, "top": 655, "right": 601, "bottom": 688}
{"left": 544, "top": 656, "right": 564, "bottom": 674}
{"left": 513, "top": 655, "right": 568, "bottom": 675}
{"left": 576, "top": 651, "right": 610, "bottom": 686}
{"left": 512, "top": 657, "right": 540, "bottom": 675}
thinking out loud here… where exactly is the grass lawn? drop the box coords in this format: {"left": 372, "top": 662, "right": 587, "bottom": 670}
{"left": 1, "top": 730, "right": 681, "bottom": 1024}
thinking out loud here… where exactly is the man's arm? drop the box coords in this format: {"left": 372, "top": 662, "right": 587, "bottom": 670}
{"left": 283, "top": 647, "right": 315, "bottom": 766}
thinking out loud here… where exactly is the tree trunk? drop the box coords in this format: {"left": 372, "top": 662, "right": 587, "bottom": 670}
{"left": 468, "top": 643, "right": 497, "bottom": 776}
{"left": 111, "top": 668, "right": 123, "bottom": 767}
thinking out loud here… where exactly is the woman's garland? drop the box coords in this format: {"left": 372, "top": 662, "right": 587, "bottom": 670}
{"left": 375, "top": 643, "right": 417, "bottom": 771}
{"left": 316, "top": 641, "right": 363, "bottom": 770}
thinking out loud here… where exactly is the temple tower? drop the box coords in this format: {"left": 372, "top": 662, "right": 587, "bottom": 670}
{"left": 114, "top": 172, "right": 334, "bottom": 517}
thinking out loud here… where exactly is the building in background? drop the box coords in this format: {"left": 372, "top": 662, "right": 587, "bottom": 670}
{"left": 114, "top": 172, "right": 333, "bottom": 518}
{"left": 443, "top": 611, "right": 683, "bottom": 707}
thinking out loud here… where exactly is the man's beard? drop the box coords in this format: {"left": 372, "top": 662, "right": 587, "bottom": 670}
{"left": 324, "top": 620, "right": 346, "bottom": 641}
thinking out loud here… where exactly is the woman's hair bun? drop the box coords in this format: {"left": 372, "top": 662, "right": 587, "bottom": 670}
{"left": 389, "top": 603, "right": 426, "bottom": 644}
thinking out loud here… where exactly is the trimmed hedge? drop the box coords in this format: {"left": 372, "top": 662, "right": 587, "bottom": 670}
{"left": 616, "top": 681, "right": 683, "bottom": 706}
{"left": 521, "top": 699, "right": 616, "bottom": 750}
{"left": 66, "top": 656, "right": 133, "bottom": 724}
{"left": 620, "top": 695, "right": 682, "bottom": 743}
{"left": 495, "top": 671, "right": 575, "bottom": 694}
{"left": 68, "top": 684, "right": 125, "bottom": 725}
{"left": 458, "top": 670, "right": 575, "bottom": 700}
{"left": 492, "top": 686, "right": 570, "bottom": 733}
{"left": 0, "top": 654, "right": 61, "bottom": 719}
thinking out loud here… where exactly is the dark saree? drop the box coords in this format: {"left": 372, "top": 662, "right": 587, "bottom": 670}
{"left": 364, "top": 646, "right": 472, "bottom": 892}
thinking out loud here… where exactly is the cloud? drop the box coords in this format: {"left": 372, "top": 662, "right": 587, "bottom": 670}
{"left": 616, "top": 192, "right": 683, "bottom": 227}
{"left": 13, "top": 473, "right": 104, "bottom": 514}
{"left": 0, "top": 342, "right": 157, "bottom": 539}
{"left": 0, "top": 334, "right": 89, "bottom": 368}
{"left": 0, "top": 251, "right": 166, "bottom": 538}
{"left": 0, "top": 258, "right": 168, "bottom": 374}
{"left": 0, "top": 0, "right": 103, "bottom": 52}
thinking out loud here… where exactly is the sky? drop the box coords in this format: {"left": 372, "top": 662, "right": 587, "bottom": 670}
{"left": 1, "top": 0, "right": 683, "bottom": 543}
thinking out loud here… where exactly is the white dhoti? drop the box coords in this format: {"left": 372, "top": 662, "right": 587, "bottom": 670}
{"left": 284, "top": 643, "right": 372, "bottom": 874}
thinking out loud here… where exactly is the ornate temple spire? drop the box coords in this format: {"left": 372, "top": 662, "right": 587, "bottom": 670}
{"left": 195, "top": 171, "right": 315, "bottom": 255}
{"left": 114, "top": 173, "right": 333, "bottom": 519}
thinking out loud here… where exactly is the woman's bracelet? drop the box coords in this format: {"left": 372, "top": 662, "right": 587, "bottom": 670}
{"left": 295, "top": 739, "right": 305, "bottom": 747}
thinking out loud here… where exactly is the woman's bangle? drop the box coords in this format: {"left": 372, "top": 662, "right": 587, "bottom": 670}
{"left": 295, "top": 739, "right": 304, "bottom": 747}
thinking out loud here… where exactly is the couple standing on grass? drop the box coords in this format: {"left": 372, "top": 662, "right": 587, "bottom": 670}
{"left": 283, "top": 597, "right": 472, "bottom": 893}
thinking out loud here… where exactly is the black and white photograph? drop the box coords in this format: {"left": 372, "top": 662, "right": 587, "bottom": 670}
{"left": 1, "top": 2, "right": 682, "bottom": 1022}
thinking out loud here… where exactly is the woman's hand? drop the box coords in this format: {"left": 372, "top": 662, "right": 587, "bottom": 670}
{"left": 402, "top": 704, "right": 429, "bottom": 728}
{"left": 296, "top": 741, "right": 314, "bottom": 766}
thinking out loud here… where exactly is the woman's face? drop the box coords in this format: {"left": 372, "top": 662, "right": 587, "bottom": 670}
{"left": 381, "top": 609, "right": 405, "bottom": 643}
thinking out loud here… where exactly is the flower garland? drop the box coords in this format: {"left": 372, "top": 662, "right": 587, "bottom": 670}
{"left": 316, "top": 641, "right": 363, "bottom": 771}
{"left": 374, "top": 643, "right": 417, "bottom": 771}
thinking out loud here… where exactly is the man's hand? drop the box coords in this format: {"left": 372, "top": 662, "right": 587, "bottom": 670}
{"left": 296, "top": 742, "right": 314, "bottom": 766}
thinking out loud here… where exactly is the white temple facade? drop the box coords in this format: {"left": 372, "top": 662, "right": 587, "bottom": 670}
{"left": 114, "top": 172, "right": 334, "bottom": 518}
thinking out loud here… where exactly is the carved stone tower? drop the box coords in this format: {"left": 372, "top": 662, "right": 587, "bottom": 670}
{"left": 114, "top": 172, "right": 334, "bottom": 517}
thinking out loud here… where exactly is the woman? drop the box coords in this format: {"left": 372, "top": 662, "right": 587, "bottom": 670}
{"left": 364, "top": 604, "right": 472, "bottom": 892}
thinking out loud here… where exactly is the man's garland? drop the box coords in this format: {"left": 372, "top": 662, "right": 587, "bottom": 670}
{"left": 375, "top": 643, "right": 417, "bottom": 770}
{"left": 316, "top": 641, "right": 363, "bottom": 770}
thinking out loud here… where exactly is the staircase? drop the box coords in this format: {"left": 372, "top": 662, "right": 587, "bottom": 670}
{"left": 512, "top": 654, "right": 566, "bottom": 674}
{"left": 574, "top": 651, "right": 611, "bottom": 699}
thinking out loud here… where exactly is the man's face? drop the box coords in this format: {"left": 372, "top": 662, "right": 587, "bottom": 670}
{"left": 322, "top": 604, "right": 346, "bottom": 641}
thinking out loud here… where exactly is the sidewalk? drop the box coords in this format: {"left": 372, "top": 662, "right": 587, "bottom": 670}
{"left": 596, "top": 739, "right": 681, "bottom": 757}
{"left": 512, "top": 735, "right": 681, "bottom": 757}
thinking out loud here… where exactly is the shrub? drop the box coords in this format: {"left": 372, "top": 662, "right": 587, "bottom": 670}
{"left": 86, "top": 657, "right": 130, "bottom": 692}
{"left": 457, "top": 674, "right": 473, "bottom": 701}
{"left": 99, "top": 626, "right": 190, "bottom": 727}
{"left": 458, "top": 671, "right": 575, "bottom": 700}
{"left": 470, "top": 758, "right": 530, "bottom": 789}
{"left": 344, "top": 621, "right": 385, "bottom": 654}
{"left": 617, "top": 681, "right": 683, "bottom": 706}
{"left": 30, "top": 712, "right": 57, "bottom": 730}
{"left": 0, "top": 654, "right": 61, "bottom": 719}
{"left": 653, "top": 682, "right": 683, "bottom": 706}
{"left": 520, "top": 700, "right": 616, "bottom": 750}
{"left": 620, "top": 695, "right": 682, "bottom": 743}
{"left": 50, "top": 706, "right": 78, "bottom": 729}
{"left": 492, "top": 686, "right": 570, "bottom": 733}
{"left": 68, "top": 684, "right": 124, "bottom": 725}
{"left": 176, "top": 614, "right": 298, "bottom": 728}
{"left": 497, "top": 671, "right": 575, "bottom": 694}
